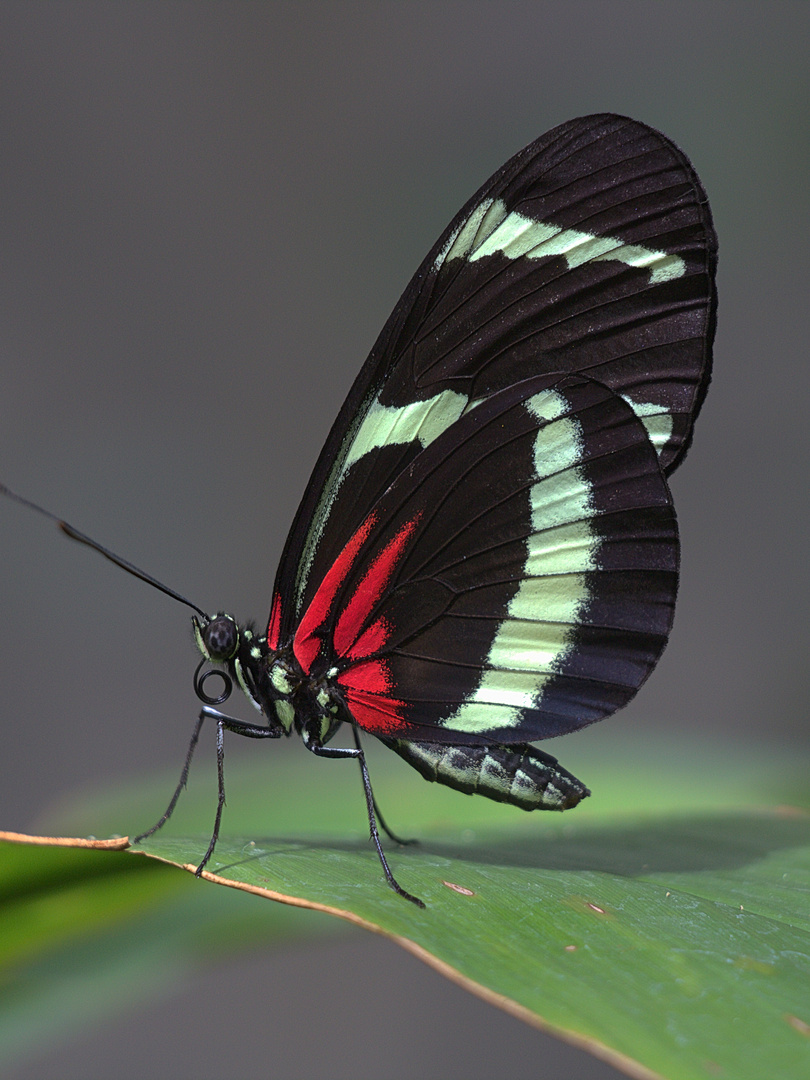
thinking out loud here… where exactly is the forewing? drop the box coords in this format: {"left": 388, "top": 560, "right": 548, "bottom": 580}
{"left": 292, "top": 375, "right": 679, "bottom": 745}
{"left": 273, "top": 114, "right": 714, "bottom": 643}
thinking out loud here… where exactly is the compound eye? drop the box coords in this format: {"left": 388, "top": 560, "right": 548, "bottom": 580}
{"left": 203, "top": 615, "right": 239, "bottom": 661}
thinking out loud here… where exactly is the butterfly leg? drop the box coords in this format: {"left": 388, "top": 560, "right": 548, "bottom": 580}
{"left": 196, "top": 707, "right": 286, "bottom": 875}
{"left": 133, "top": 705, "right": 283, "bottom": 875}
{"left": 132, "top": 711, "right": 206, "bottom": 847}
{"left": 350, "top": 726, "right": 416, "bottom": 847}
{"left": 306, "top": 737, "right": 425, "bottom": 908}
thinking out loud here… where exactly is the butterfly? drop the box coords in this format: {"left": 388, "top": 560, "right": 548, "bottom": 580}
{"left": 5, "top": 114, "right": 717, "bottom": 906}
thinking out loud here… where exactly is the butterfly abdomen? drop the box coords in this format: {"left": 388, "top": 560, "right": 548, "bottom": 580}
{"left": 381, "top": 737, "right": 590, "bottom": 811}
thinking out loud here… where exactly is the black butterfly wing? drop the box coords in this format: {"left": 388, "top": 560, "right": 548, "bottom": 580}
{"left": 290, "top": 374, "right": 678, "bottom": 744}
{"left": 271, "top": 114, "right": 715, "bottom": 650}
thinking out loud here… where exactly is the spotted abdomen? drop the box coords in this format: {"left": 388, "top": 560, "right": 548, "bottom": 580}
{"left": 381, "top": 737, "right": 590, "bottom": 811}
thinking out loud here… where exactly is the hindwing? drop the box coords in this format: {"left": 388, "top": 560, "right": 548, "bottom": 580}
{"left": 274, "top": 114, "right": 716, "bottom": 645}
{"left": 290, "top": 375, "right": 678, "bottom": 744}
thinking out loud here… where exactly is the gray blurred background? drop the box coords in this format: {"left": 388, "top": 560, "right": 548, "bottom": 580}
{"left": 1, "top": 2, "right": 808, "bottom": 1078}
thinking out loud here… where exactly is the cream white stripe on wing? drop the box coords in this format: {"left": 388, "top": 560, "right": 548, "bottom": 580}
{"left": 293, "top": 388, "right": 470, "bottom": 609}
{"left": 434, "top": 197, "right": 506, "bottom": 267}
{"left": 342, "top": 391, "right": 469, "bottom": 472}
{"left": 445, "top": 387, "right": 598, "bottom": 734}
{"left": 620, "top": 395, "right": 674, "bottom": 457}
{"left": 436, "top": 198, "right": 685, "bottom": 284}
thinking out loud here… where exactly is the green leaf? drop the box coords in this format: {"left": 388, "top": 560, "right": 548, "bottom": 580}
{"left": 0, "top": 840, "right": 339, "bottom": 1069}
{"left": 3, "top": 733, "right": 810, "bottom": 1079}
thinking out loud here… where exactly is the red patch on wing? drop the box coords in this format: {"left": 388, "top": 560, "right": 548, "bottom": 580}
{"left": 345, "top": 691, "right": 410, "bottom": 735}
{"left": 293, "top": 514, "right": 376, "bottom": 673}
{"left": 349, "top": 615, "right": 391, "bottom": 659}
{"left": 338, "top": 659, "right": 391, "bottom": 695}
{"left": 334, "top": 516, "right": 421, "bottom": 660}
{"left": 266, "top": 592, "right": 282, "bottom": 650}
{"left": 338, "top": 660, "right": 411, "bottom": 736}
{"left": 336, "top": 656, "right": 412, "bottom": 734}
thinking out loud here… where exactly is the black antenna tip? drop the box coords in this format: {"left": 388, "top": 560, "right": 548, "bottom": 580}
{"left": 1, "top": 480, "right": 208, "bottom": 619}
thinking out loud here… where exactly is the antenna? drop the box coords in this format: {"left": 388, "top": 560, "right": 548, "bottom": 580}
{"left": 0, "top": 482, "right": 208, "bottom": 619}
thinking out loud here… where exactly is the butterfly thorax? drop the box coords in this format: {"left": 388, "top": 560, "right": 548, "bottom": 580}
{"left": 193, "top": 613, "right": 345, "bottom": 747}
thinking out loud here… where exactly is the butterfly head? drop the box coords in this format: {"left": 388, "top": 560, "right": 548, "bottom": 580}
{"left": 191, "top": 612, "right": 275, "bottom": 719}
{"left": 190, "top": 612, "right": 258, "bottom": 711}
{"left": 193, "top": 612, "right": 241, "bottom": 663}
